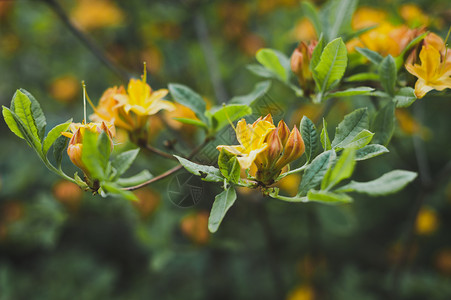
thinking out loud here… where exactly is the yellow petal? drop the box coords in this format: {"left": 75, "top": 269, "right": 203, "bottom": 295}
{"left": 414, "top": 79, "right": 434, "bottom": 98}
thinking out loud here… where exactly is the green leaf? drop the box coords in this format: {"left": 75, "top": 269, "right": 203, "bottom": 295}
{"left": 2, "top": 106, "right": 24, "bottom": 139}
{"left": 11, "top": 90, "right": 41, "bottom": 148}
{"left": 53, "top": 135, "right": 68, "bottom": 168}
{"left": 81, "top": 130, "right": 106, "bottom": 180}
{"left": 355, "top": 47, "right": 383, "bottom": 65}
{"left": 345, "top": 73, "right": 380, "bottom": 82}
{"left": 97, "top": 131, "right": 111, "bottom": 170}
{"left": 117, "top": 170, "right": 153, "bottom": 187}
{"left": 300, "top": 116, "right": 318, "bottom": 163}
{"left": 326, "top": 87, "right": 374, "bottom": 98}
{"left": 101, "top": 181, "right": 138, "bottom": 201}
{"left": 310, "top": 35, "right": 325, "bottom": 71}
{"left": 314, "top": 38, "right": 348, "bottom": 97}
{"left": 327, "top": 0, "right": 357, "bottom": 41}
{"left": 19, "top": 89, "right": 46, "bottom": 141}
{"left": 256, "top": 48, "right": 290, "bottom": 81}
{"left": 321, "top": 147, "right": 356, "bottom": 190}
{"left": 378, "top": 55, "right": 397, "bottom": 96}
{"left": 338, "top": 129, "right": 374, "bottom": 150}
{"left": 229, "top": 81, "right": 272, "bottom": 106}
{"left": 211, "top": 104, "right": 252, "bottom": 132}
{"left": 336, "top": 170, "right": 417, "bottom": 196}
{"left": 320, "top": 118, "right": 331, "bottom": 151}
{"left": 218, "top": 149, "right": 241, "bottom": 184}
{"left": 247, "top": 64, "right": 277, "bottom": 79}
{"left": 355, "top": 144, "right": 389, "bottom": 161}
{"left": 172, "top": 117, "right": 208, "bottom": 129}
{"left": 301, "top": 1, "right": 322, "bottom": 36}
{"left": 307, "top": 190, "right": 353, "bottom": 204}
{"left": 394, "top": 87, "right": 417, "bottom": 108}
{"left": 331, "top": 108, "right": 369, "bottom": 149}
{"left": 42, "top": 120, "right": 72, "bottom": 155}
{"left": 371, "top": 101, "right": 395, "bottom": 146}
{"left": 169, "top": 84, "right": 208, "bottom": 124}
{"left": 111, "top": 149, "right": 140, "bottom": 179}
{"left": 208, "top": 187, "right": 237, "bottom": 233}
{"left": 174, "top": 155, "right": 223, "bottom": 182}
{"left": 6, "top": 108, "right": 39, "bottom": 150}
{"left": 298, "top": 150, "right": 335, "bottom": 196}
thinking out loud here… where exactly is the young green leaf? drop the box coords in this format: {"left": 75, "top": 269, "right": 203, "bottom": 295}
{"left": 116, "top": 170, "right": 153, "bottom": 187}
{"left": 111, "top": 148, "right": 140, "bottom": 179}
{"left": 321, "top": 118, "right": 331, "bottom": 151}
{"left": 355, "top": 144, "right": 389, "bottom": 161}
{"left": 172, "top": 118, "right": 208, "bottom": 129}
{"left": 42, "top": 120, "right": 72, "bottom": 155}
{"left": 101, "top": 181, "right": 138, "bottom": 201}
{"left": 169, "top": 84, "right": 208, "bottom": 125}
{"left": 331, "top": 108, "right": 369, "bottom": 149}
{"left": 6, "top": 108, "right": 40, "bottom": 150}
{"left": 256, "top": 49, "right": 290, "bottom": 81}
{"left": 300, "top": 116, "right": 319, "bottom": 163}
{"left": 10, "top": 90, "right": 41, "bottom": 147}
{"left": 345, "top": 73, "right": 380, "bottom": 82}
{"left": 337, "top": 129, "right": 374, "bottom": 150}
{"left": 314, "top": 38, "right": 348, "bottom": 95}
{"left": 298, "top": 150, "right": 336, "bottom": 196}
{"left": 310, "top": 35, "right": 325, "bottom": 71}
{"left": 174, "top": 155, "right": 223, "bottom": 182}
{"left": 229, "top": 81, "right": 272, "bottom": 105}
{"left": 81, "top": 130, "right": 106, "bottom": 180}
{"left": 327, "top": 0, "right": 357, "bottom": 41}
{"left": 371, "top": 101, "right": 395, "bottom": 146}
{"left": 19, "top": 89, "right": 46, "bottom": 141}
{"left": 378, "top": 55, "right": 397, "bottom": 96}
{"left": 218, "top": 149, "right": 241, "bottom": 184}
{"left": 326, "top": 87, "right": 374, "bottom": 99}
{"left": 355, "top": 47, "right": 383, "bottom": 65}
{"left": 208, "top": 187, "right": 237, "bottom": 233}
{"left": 247, "top": 65, "right": 277, "bottom": 79}
{"left": 2, "top": 106, "right": 24, "bottom": 139}
{"left": 394, "top": 87, "right": 417, "bottom": 108}
{"left": 335, "top": 170, "right": 417, "bottom": 196}
{"left": 321, "top": 147, "right": 356, "bottom": 190}
{"left": 53, "top": 135, "right": 68, "bottom": 168}
{"left": 307, "top": 190, "right": 353, "bottom": 204}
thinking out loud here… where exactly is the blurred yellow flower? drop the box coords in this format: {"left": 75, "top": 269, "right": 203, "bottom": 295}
{"left": 49, "top": 75, "right": 80, "bottom": 103}
{"left": 180, "top": 211, "right": 210, "bottom": 245}
{"left": 406, "top": 44, "right": 451, "bottom": 98}
{"left": 72, "top": 0, "right": 124, "bottom": 31}
{"left": 52, "top": 180, "right": 83, "bottom": 212}
{"left": 217, "top": 115, "right": 275, "bottom": 170}
{"left": 133, "top": 188, "right": 161, "bottom": 219}
{"left": 292, "top": 18, "right": 317, "bottom": 42}
{"left": 352, "top": 7, "right": 387, "bottom": 30}
{"left": 286, "top": 285, "right": 315, "bottom": 300}
{"left": 415, "top": 206, "right": 439, "bottom": 235}
{"left": 399, "top": 4, "right": 429, "bottom": 28}
{"left": 277, "top": 173, "right": 301, "bottom": 196}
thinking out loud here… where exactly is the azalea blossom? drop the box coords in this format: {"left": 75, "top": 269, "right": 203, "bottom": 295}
{"left": 406, "top": 44, "right": 451, "bottom": 98}
{"left": 217, "top": 115, "right": 275, "bottom": 170}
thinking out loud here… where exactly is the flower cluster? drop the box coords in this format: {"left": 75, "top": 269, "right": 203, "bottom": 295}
{"left": 217, "top": 114, "right": 305, "bottom": 186}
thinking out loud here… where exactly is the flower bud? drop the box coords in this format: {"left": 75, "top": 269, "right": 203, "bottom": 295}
{"left": 277, "top": 120, "right": 290, "bottom": 146}
{"left": 275, "top": 126, "right": 305, "bottom": 170}
{"left": 62, "top": 122, "right": 115, "bottom": 178}
{"left": 291, "top": 41, "right": 317, "bottom": 95}
{"left": 266, "top": 128, "right": 283, "bottom": 164}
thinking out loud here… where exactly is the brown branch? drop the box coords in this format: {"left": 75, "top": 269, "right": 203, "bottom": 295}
{"left": 123, "top": 137, "right": 213, "bottom": 191}
{"left": 41, "top": 0, "right": 131, "bottom": 82}
{"left": 144, "top": 143, "right": 178, "bottom": 161}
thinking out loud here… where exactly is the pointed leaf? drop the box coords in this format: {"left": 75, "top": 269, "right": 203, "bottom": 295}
{"left": 307, "top": 190, "right": 353, "bottom": 204}
{"left": 175, "top": 155, "right": 223, "bottom": 182}
{"left": 355, "top": 47, "right": 383, "bottom": 65}
{"left": 42, "top": 120, "right": 72, "bottom": 155}
{"left": 378, "top": 55, "right": 397, "bottom": 96}
{"left": 117, "top": 170, "right": 153, "bottom": 187}
{"left": 298, "top": 150, "right": 335, "bottom": 196}
{"left": 371, "top": 101, "right": 395, "bottom": 146}
{"left": 218, "top": 149, "right": 241, "bottom": 184}
{"left": 321, "top": 147, "right": 356, "bottom": 190}
{"left": 2, "top": 106, "right": 24, "bottom": 139}
{"left": 300, "top": 116, "right": 318, "bottom": 163}
{"left": 355, "top": 144, "right": 389, "bottom": 161}
{"left": 169, "top": 84, "right": 208, "bottom": 124}
{"left": 208, "top": 187, "right": 237, "bottom": 233}
{"left": 332, "top": 108, "right": 369, "bottom": 149}
{"left": 211, "top": 104, "right": 252, "bottom": 132}
{"left": 19, "top": 89, "right": 46, "bottom": 141}
{"left": 256, "top": 48, "right": 290, "bottom": 81}
{"left": 320, "top": 118, "right": 331, "bottom": 150}
{"left": 111, "top": 149, "right": 140, "bottom": 179}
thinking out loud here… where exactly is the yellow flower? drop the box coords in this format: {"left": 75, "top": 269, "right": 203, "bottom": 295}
{"left": 415, "top": 206, "right": 439, "bottom": 235}
{"left": 352, "top": 7, "right": 387, "bottom": 30}
{"left": 217, "top": 115, "right": 275, "bottom": 170}
{"left": 217, "top": 115, "right": 305, "bottom": 186}
{"left": 292, "top": 18, "right": 317, "bottom": 42}
{"left": 406, "top": 44, "right": 451, "bottom": 98}
{"left": 399, "top": 4, "right": 429, "bottom": 28}
{"left": 61, "top": 122, "right": 115, "bottom": 177}
{"left": 115, "top": 77, "right": 175, "bottom": 117}
{"left": 71, "top": 0, "right": 124, "bottom": 31}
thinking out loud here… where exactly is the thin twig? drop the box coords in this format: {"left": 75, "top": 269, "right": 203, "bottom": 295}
{"left": 41, "top": 0, "right": 131, "bottom": 82}
{"left": 145, "top": 144, "right": 178, "bottom": 160}
{"left": 123, "top": 137, "right": 212, "bottom": 191}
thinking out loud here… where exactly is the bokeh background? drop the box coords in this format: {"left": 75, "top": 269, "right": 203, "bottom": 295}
{"left": 1, "top": 0, "right": 451, "bottom": 299}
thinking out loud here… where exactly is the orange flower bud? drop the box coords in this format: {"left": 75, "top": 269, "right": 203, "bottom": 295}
{"left": 277, "top": 120, "right": 290, "bottom": 146}
{"left": 266, "top": 128, "right": 283, "bottom": 164}
{"left": 62, "top": 122, "right": 115, "bottom": 178}
{"left": 275, "top": 126, "right": 305, "bottom": 170}
{"left": 291, "top": 41, "right": 317, "bottom": 95}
